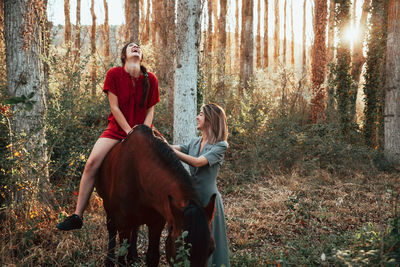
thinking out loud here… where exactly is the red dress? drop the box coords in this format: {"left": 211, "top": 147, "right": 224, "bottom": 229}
{"left": 100, "top": 66, "right": 160, "bottom": 140}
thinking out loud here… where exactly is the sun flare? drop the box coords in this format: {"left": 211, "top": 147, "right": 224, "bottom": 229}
{"left": 344, "top": 25, "right": 361, "bottom": 46}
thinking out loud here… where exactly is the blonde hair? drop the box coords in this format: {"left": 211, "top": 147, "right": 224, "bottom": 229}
{"left": 202, "top": 103, "right": 228, "bottom": 144}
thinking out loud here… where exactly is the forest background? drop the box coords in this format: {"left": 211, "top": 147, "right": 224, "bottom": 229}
{"left": 0, "top": 0, "right": 399, "bottom": 266}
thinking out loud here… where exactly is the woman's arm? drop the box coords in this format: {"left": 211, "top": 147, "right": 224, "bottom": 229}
{"left": 170, "top": 145, "right": 181, "bottom": 151}
{"left": 108, "top": 91, "right": 132, "bottom": 134}
{"left": 143, "top": 105, "right": 155, "bottom": 127}
{"left": 172, "top": 148, "right": 208, "bottom": 168}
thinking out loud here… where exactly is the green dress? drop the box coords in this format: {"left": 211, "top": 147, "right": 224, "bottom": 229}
{"left": 180, "top": 137, "right": 230, "bottom": 267}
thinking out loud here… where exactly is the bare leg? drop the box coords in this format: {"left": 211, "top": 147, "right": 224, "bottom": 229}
{"left": 74, "top": 138, "right": 120, "bottom": 217}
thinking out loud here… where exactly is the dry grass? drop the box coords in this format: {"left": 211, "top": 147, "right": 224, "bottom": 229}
{"left": 0, "top": 169, "right": 399, "bottom": 266}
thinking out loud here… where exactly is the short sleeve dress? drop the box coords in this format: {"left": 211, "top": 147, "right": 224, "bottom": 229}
{"left": 100, "top": 66, "right": 160, "bottom": 140}
{"left": 180, "top": 137, "right": 230, "bottom": 267}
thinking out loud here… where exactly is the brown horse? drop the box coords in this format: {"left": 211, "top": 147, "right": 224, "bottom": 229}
{"left": 95, "top": 125, "right": 216, "bottom": 267}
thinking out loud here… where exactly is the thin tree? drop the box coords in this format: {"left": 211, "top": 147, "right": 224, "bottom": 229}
{"left": 326, "top": 0, "right": 336, "bottom": 119}
{"left": 4, "top": 0, "right": 49, "bottom": 182}
{"left": 102, "top": 0, "right": 110, "bottom": 61}
{"left": 235, "top": 0, "right": 240, "bottom": 68}
{"left": 273, "top": 0, "right": 280, "bottom": 69}
{"left": 125, "top": 0, "right": 130, "bottom": 42}
{"left": 90, "top": 0, "right": 97, "bottom": 95}
{"left": 311, "top": 0, "right": 328, "bottom": 123}
{"left": 240, "top": 0, "right": 254, "bottom": 91}
{"left": 207, "top": 0, "right": 213, "bottom": 89}
{"left": 212, "top": 0, "right": 219, "bottom": 52}
{"left": 74, "top": 0, "right": 81, "bottom": 63}
{"left": 142, "top": 0, "right": 150, "bottom": 44}
{"left": 283, "top": 0, "right": 287, "bottom": 65}
{"left": 327, "top": 0, "right": 335, "bottom": 65}
{"left": 174, "top": 0, "right": 202, "bottom": 145}
{"left": 139, "top": 0, "right": 144, "bottom": 26}
{"left": 335, "top": 0, "right": 352, "bottom": 134}
{"left": 264, "top": 0, "right": 269, "bottom": 68}
{"left": 349, "top": 0, "right": 370, "bottom": 120}
{"left": 226, "top": 24, "right": 232, "bottom": 73}
{"left": 363, "top": 0, "right": 387, "bottom": 148}
{"left": 64, "top": 0, "right": 71, "bottom": 47}
{"left": 290, "top": 0, "right": 294, "bottom": 66}
{"left": 302, "top": 0, "right": 307, "bottom": 73}
{"left": 384, "top": 0, "right": 400, "bottom": 164}
{"left": 217, "top": 0, "right": 227, "bottom": 94}
{"left": 256, "top": 0, "right": 261, "bottom": 68}
{"left": 128, "top": 0, "right": 139, "bottom": 42}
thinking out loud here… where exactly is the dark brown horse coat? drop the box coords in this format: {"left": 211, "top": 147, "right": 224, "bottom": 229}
{"left": 95, "top": 125, "right": 215, "bottom": 267}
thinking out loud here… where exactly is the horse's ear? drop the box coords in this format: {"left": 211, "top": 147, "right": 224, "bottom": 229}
{"left": 204, "top": 193, "right": 216, "bottom": 223}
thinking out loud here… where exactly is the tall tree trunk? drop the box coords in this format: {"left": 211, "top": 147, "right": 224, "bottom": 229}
{"left": 235, "top": 0, "right": 240, "bottom": 70}
{"left": 103, "top": 0, "right": 110, "bottom": 61}
{"left": 139, "top": 0, "right": 144, "bottom": 27}
{"left": 283, "top": 0, "right": 287, "bottom": 65}
{"left": 4, "top": 0, "right": 49, "bottom": 182}
{"left": 153, "top": 0, "right": 175, "bottom": 116}
{"left": 127, "top": 0, "right": 139, "bottom": 42}
{"left": 290, "top": 0, "right": 294, "bottom": 66}
{"left": 363, "top": 0, "right": 387, "bottom": 148}
{"left": 64, "top": 0, "right": 71, "bottom": 47}
{"left": 384, "top": 0, "right": 400, "bottom": 164}
{"left": 90, "top": 0, "right": 97, "bottom": 96}
{"left": 212, "top": 0, "right": 219, "bottom": 53}
{"left": 335, "top": 0, "right": 352, "bottom": 134}
{"left": 207, "top": 0, "right": 213, "bottom": 89}
{"left": 302, "top": 0, "right": 307, "bottom": 74}
{"left": 327, "top": 0, "right": 335, "bottom": 65}
{"left": 74, "top": 0, "right": 81, "bottom": 63}
{"left": 256, "top": 0, "right": 261, "bottom": 68}
{"left": 174, "top": 0, "right": 202, "bottom": 145}
{"left": 165, "top": 0, "right": 176, "bottom": 118}
{"left": 226, "top": 25, "right": 232, "bottom": 73}
{"left": 311, "top": 0, "right": 328, "bottom": 123}
{"left": 264, "top": 0, "right": 269, "bottom": 68}
{"left": 142, "top": 0, "right": 150, "bottom": 44}
{"left": 0, "top": 1, "right": 5, "bottom": 82}
{"left": 273, "top": 0, "right": 280, "bottom": 70}
{"left": 217, "top": 0, "right": 227, "bottom": 94}
{"left": 125, "top": 0, "right": 130, "bottom": 42}
{"left": 240, "top": 0, "right": 254, "bottom": 91}
{"left": 326, "top": 0, "right": 336, "bottom": 120}
{"left": 350, "top": 0, "right": 370, "bottom": 120}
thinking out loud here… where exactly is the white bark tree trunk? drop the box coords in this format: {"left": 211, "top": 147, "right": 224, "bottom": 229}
{"left": 384, "top": 0, "right": 400, "bottom": 164}
{"left": 4, "top": 0, "right": 48, "bottom": 178}
{"left": 173, "top": 0, "right": 202, "bottom": 146}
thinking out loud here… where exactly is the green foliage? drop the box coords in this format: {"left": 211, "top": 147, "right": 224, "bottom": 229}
{"left": 363, "top": 0, "right": 387, "bottom": 149}
{"left": 4, "top": 92, "right": 36, "bottom": 111}
{"left": 45, "top": 51, "right": 109, "bottom": 183}
{"left": 118, "top": 238, "right": 130, "bottom": 257}
{"left": 334, "top": 217, "right": 400, "bottom": 265}
{"left": 333, "top": 0, "right": 355, "bottom": 136}
{"left": 170, "top": 231, "right": 191, "bottom": 267}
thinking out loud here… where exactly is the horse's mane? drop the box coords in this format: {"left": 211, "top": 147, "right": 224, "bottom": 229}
{"left": 127, "top": 125, "right": 200, "bottom": 204}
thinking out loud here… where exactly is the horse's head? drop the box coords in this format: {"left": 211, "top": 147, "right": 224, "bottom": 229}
{"left": 166, "top": 194, "right": 216, "bottom": 267}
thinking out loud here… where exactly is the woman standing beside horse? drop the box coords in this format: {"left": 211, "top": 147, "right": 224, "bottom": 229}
{"left": 57, "top": 42, "right": 160, "bottom": 230}
{"left": 171, "top": 103, "right": 230, "bottom": 267}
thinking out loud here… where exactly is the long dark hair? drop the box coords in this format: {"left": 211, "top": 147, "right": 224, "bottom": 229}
{"left": 120, "top": 42, "right": 149, "bottom": 108}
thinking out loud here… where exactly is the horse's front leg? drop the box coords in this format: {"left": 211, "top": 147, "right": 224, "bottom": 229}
{"left": 106, "top": 216, "right": 117, "bottom": 267}
{"left": 146, "top": 217, "right": 165, "bottom": 267}
{"left": 128, "top": 227, "right": 139, "bottom": 263}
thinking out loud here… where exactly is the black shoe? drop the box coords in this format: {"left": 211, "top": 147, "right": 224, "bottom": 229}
{"left": 56, "top": 214, "right": 83, "bottom": 231}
